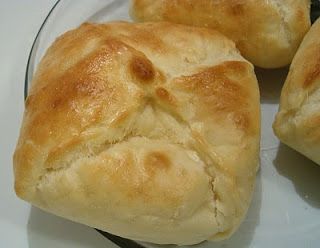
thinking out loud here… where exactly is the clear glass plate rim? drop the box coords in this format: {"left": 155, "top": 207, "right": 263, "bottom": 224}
{"left": 24, "top": 0, "right": 61, "bottom": 100}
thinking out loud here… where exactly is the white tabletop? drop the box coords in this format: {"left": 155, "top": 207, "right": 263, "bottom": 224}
{"left": 0, "top": 1, "right": 117, "bottom": 247}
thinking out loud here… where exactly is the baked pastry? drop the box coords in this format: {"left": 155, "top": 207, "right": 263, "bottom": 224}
{"left": 14, "top": 21, "right": 260, "bottom": 245}
{"left": 273, "top": 18, "right": 320, "bottom": 165}
{"left": 130, "top": 0, "right": 311, "bottom": 68}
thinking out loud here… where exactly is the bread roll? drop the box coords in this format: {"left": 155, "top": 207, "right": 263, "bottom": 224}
{"left": 130, "top": 0, "right": 311, "bottom": 68}
{"left": 14, "top": 21, "right": 260, "bottom": 245}
{"left": 274, "top": 18, "right": 320, "bottom": 165}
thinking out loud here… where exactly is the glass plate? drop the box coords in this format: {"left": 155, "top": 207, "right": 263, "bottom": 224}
{"left": 25, "top": 1, "right": 320, "bottom": 248}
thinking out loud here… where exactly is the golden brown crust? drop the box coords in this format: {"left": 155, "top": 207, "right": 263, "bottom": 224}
{"left": 129, "top": 55, "right": 155, "bottom": 83}
{"left": 274, "top": 18, "right": 320, "bottom": 165}
{"left": 303, "top": 52, "right": 320, "bottom": 88}
{"left": 130, "top": 0, "right": 311, "bottom": 68}
{"left": 14, "top": 21, "right": 260, "bottom": 245}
